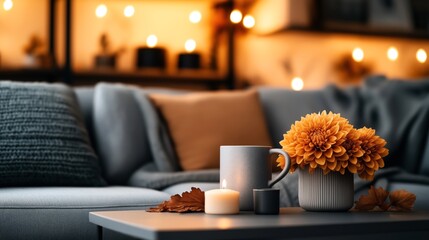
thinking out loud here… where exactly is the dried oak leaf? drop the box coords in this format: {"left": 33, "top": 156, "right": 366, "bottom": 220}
{"left": 355, "top": 185, "right": 389, "bottom": 211}
{"left": 147, "top": 187, "right": 205, "bottom": 213}
{"left": 389, "top": 190, "right": 416, "bottom": 211}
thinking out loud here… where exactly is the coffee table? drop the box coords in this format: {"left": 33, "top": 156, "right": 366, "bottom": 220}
{"left": 89, "top": 208, "right": 429, "bottom": 240}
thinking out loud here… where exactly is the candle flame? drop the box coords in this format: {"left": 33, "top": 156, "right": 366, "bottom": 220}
{"left": 352, "top": 47, "right": 364, "bottom": 62}
{"left": 222, "top": 179, "right": 227, "bottom": 189}
{"left": 146, "top": 35, "right": 158, "bottom": 48}
{"left": 417, "top": 49, "right": 427, "bottom": 63}
{"left": 185, "top": 39, "right": 196, "bottom": 53}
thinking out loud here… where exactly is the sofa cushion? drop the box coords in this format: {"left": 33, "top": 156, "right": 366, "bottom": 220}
{"left": 0, "top": 186, "right": 169, "bottom": 240}
{"left": 93, "top": 83, "right": 151, "bottom": 184}
{"left": 150, "top": 89, "right": 272, "bottom": 170}
{"left": 92, "top": 83, "right": 183, "bottom": 177}
{"left": 257, "top": 88, "right": 330, "bottom": 147}
{"left": 0, "top": 81, "right": 105, "bottom": 187}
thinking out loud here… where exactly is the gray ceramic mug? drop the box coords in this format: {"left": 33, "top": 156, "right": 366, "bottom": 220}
{"left": 220, "top": 145, "right": 291, "bottom": 211}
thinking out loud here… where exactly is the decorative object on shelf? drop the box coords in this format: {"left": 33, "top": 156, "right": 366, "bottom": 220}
{"left": 220, "top": 145, "right": 291, "bottom": 211}
{"left": 253, "top": 188, "right": 280, "bottom": 215}
{"left": 355, "top": 185, "right": 416, "bottom": 211}
{"left": 94, "top": 33, "right": 123, "bottom": 69}
{"left": 335, "top": 53, "right": 372, "bottom": 84}
{"left": 205, "top": 179, "right": 240, "bottom": 215}
{"left": 320, "top": 0, "right": 368, "bottom": 27}
{"left": 136, "top": 35, "right": 166, "bottom": 70}
{"left": 277, "top": 111, "right": 389, "bottom": 211}
{"left": 368, "top": 0, "right": 413, "bottom": 31}
{"left": 177, "top": 39, "right": 200, "bottom": 69}
{"left": 23, "top": 35, "right": 50, "bottom": 68}
{"left": 147, "top": 187, "right": 204, "bottom": 213}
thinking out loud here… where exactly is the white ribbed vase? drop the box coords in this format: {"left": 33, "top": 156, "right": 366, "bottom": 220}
{"left": 298, "top": 168, "right": 354, "bottom": 212}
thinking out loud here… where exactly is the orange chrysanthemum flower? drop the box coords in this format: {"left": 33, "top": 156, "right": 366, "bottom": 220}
{"left": 340, "top": 128, "right": 364, "bottom": 174}
{"left": 356, "top": 127, "right": 389, "bottom": 181}
{"left": 277, "top": 111, "right": 353, "bottom": 174}
{"left": 277, "top": 112, "right": 389, "bottom": 180}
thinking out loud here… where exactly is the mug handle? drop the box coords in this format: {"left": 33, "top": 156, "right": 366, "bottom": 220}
{"left": 268, "top": 148, "right": 291, "bottom": 188}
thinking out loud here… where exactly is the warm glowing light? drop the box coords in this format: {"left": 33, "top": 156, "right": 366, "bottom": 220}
{"left": 95, "top": 4, "right": 108, "bottom": 18}
{"left": 291, "top": 77, "right": 304, "bottom": 91}
{"left": 123, "top": 5, "right": 135, "bottom": 18}
{"left": 230, "top": 9, "right": 242, "bottom": 24}
{"left": 185, "top": 39, "right": 196, "bottom": 53}
{"left": 3, "top": 0, "right": 13, "bottom": 11}
{"left": 387, "top": 47, "right": 399, "bottom": 61}
{"left": 221, "top": 179, "right": 227, "bottom": 189}
{"left": 352, "top": 48, "right": 364, "bottom": 62}
{"left": 189, "top": 10, "right": 202, "bottom": 24}
{"left": 146, "top": 35, "right": 158, "bottom": 48}
{"left": 243, "top": 15, "right": 255, "bottom": 29}
{"left": 416, "top": 49, "right": 427, "bottom": 63}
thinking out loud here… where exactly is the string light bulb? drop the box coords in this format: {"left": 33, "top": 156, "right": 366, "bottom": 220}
{"left": 123, "top": 5, "right": 135, "bottom": 18}
{"left": 146, "top": 35, "right": 158, "bottom": 48}
{"left": 416, "top": 49, "right": 427, "bottom": 64}
{"left": 3, "top": 0, "right": 13, "bottom": 11}
{"left": 185, "top": 39, "right": 196, "bottom": 53}
{"left": 352, "top": 47, "right": 364, "bottom": 62}
{"left": 243, "top": 15, "right": 255, "bottom": 29}
{"left": 189, "top": 10, "right": 202, "bottom": 24}
{"left": 230, "top": 9, "right": 242, "bottom": 24}
{"left": 95, "top": 4, "right": 108, "bottom": 18}
{"left": 387, "top": 47, "right": 399, "bottom": 61}
{"left": 291, "top": 77, "right": 304, "bottom": 91}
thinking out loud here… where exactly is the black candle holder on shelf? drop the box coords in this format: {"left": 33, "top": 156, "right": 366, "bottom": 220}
{"left": 94, "top": 54, "right": 116, "bottom": 69}
{"left": 136, "top": 47, "right": 166, "bottom": 69}
{"left": 177, "top": 52, "right": 201, "bottom": 69}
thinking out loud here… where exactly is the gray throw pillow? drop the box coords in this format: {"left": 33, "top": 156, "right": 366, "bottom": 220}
{"left": 93, "top": 83, "right": 151, "bottom": 184}
{"left": 0, "top": 81, "right": 106, "bottom": 186}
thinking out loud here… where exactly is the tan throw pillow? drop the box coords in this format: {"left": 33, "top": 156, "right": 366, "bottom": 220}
{"left": 150, "top": 89, "right": 272, "bottom": 171}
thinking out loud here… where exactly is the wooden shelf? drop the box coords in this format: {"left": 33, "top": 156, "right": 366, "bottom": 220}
{"left": 0, "top": 68, "right": 229, "bottom": 89}
{"left": 264, "top": 25, "right": 429, "bottom": 40}
{"left": 72, "top": 69, "right": 229, "bottom": 89}
{"left": 0, "top": 68, "right": 58, "bottom": 82}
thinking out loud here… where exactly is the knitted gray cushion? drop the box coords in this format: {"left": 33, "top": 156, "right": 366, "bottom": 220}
{"left": 0, "top": 81, "right": 105, "bottom": 186}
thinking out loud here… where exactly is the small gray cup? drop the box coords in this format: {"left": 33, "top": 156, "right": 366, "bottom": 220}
{"left": 220, "top": 146, "right": 291, "bottom": 211}
{"left": 253, "top": 189, "right": 280, "bottom": 215}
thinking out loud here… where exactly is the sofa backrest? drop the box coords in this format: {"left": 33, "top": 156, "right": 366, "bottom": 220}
{"left": 74, "top": 78, "right": 429, "bottom": 185}
{"left": 258, "top": 77, "right": 429, "bottom": 176}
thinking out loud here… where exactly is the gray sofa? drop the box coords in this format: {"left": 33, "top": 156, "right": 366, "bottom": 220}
{"left": 1, "top": 76, "right": 429, "bottom": 240}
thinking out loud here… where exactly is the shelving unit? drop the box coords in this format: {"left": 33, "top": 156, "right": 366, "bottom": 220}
{"left": 0, "top": 0, "right": 236, "bottom": 90}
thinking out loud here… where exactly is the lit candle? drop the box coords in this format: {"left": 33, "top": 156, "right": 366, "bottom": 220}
{"left": 352, "top": 47, "right": 364, "bottom": 62}
{"left": 205, "top": 179, "right": 240, "bottom": 215}
{"left": 136, "top": 35, "right": 166, "bottom": 69}
{"left": 177, "top": 39, "right": 201, "bottom": 69}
